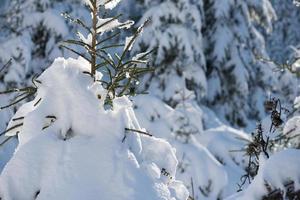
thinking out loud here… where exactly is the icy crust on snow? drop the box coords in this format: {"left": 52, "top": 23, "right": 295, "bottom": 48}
{"left": 226, "top": 149, "right": 300, "bottom": 200}
{"left": 0, "top": 57, "right": 188, "bottom": 200}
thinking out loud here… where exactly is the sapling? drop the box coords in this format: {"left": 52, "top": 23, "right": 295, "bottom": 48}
{"left": 0, "top": 0, "right": 154, "bottom": 146}
{"left": 60, "top": 0, "right": 154, "bottom": 108}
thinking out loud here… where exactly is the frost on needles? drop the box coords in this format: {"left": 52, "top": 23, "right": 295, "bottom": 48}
{"left": 0, "top": 0, "right": 189, "bottom": 199}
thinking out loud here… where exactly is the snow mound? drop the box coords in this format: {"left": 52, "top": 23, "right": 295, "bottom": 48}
{"left": 200, "top": 126, "right": 251, "bottom": 197}
{"left": 0, "top": 57, "right": 188, "bottom": 200}
{"left": 226, "top": 149, "right": 300, "bottom": 200}
{"left": 133, "top": 95, "right": 228, "bottom": 199}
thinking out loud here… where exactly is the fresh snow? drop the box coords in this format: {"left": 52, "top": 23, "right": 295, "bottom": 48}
{"left": 0, "top": 57, "right": 188, "bottom": 200}
{"left": 0, "top": 0, "right": 300, "bottom": 199}
{"left": 83, "top": 0, "right": 122, "bottom": 10}
{"left": 97, "top": 17, "right": 134, "bottom": 34}
{"left": 226, "top": 149, "right": 300, "bottom": 200}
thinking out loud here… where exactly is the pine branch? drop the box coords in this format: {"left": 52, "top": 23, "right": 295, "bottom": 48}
{"left": 62, "top": 39, "right": 92, "bottom": 49}
{"left": 0, "top": 123, "right": 23, "bottom": 137}
{"left": 96, "top": 61, "right": 110, "bottom": 70}
{"left": 60, "top": 45, "right": 91, "bottom": 63}
{"left": 12, "top": 116, "right": 24, "bottom": 121}
{"left": 96, "top": 31, "right": 121, "bottom": 46}
{"left": 100, "top": 44, "right": 124, "bottom": 50}
{"left": 61, "top": 13, "right": 92, "bottom": 34}
{"left": 0, "top": 136, "right": 14, "bottom": 147}
{"left": 0, "top": 58, "right": 12, "bottom": 73}
{"left": 0, "top": 93, "right": 33, "bottom": 110}
{"left": 94, "top": 52, "right": 116, "bottom": 70}
{"left": 0, "top": 86, "right": 36, "bottom": 95}
{"left": 117, "top": 19, "right": 151, "bottom": 68}
{"left": 96, "top": 14, "right": 122, "bottom": 30}
{"left": 124, "top": 128, "right": 152, "bottom": 137}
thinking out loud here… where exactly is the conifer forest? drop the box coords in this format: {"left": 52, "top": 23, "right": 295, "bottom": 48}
{"left": 0, "top": 0, "right": 300, "bottom": 199}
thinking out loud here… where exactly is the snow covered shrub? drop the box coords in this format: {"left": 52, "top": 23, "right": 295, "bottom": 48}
{"left": 0, "top": 0, "right": 90, "bottom": 168}
{"left": 0, "top": 57, "right": 188, "bottom": 200}
{"left": 229, "top": 95, "right": 300, "bottom": 199}
{"left": 0, "top": 0, "right": 189, "bottom": 199}
{"left": 227, "top": 149, "right": 300, "bottom": 200}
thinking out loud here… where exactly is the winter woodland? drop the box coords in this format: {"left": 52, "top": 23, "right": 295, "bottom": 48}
{"left": 0, "top": 0, "right": 300, "bottom": 199}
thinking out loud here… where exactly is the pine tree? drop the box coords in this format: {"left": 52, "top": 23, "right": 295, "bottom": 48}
{"left": 264, "top": 0, "right": 300, "bottom": 106}
{"left": 0, "top": 0, "right": 87, "bottom": 136}
{"left": 0, "top": 1, "right": 189, "bottom": 199}
{"left": 132, "top": 0, "right": 207, "bottom": 107}
{"left": 61, "top": 0, "right": 153, "bottom": 108}
{"left": 267, "top": 0, "right": 300, "bottom": 62}
{"left": 203, "top": 0, "right": 277, "bottom": 128}
{"left": 125, "top": 0, "right": 278, "bottom": 129}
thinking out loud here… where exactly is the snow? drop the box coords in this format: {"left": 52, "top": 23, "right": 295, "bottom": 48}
{"left": 294, "top": 0, "right": 300, "bottom": 6}
{"left": 282, "top": 115, "right": 300, "bottom": 146}
{"left": 292, "top": 58, "right": 300, "bottom": 73}
{"left": 0, "top": 0, "right": 300, "bottom": 199}
{"left": 294, "top": 96, "right": 300, "bottom": 109}
{"left": 83, "top": 0, "right": 122, "bottom": 10}
{"left": 77, "top": 32, "right": 93, "bottom": 46}
{"left": 22, "top": 8, "right": 69, "bottom": 37}
{"left": 226, "top": 149, "right": 300, "bottom": 200}
{"left": 124, "top": 36, "right": 134, "bottom": 51}
{"left": 133, "top": 95, "right": 234, "bottom": 199}
{"left": 0, "top": 57, "right": 188, "bottom": 200}
{"left": 133, "top": 0, "right": 206, "bottom": 103}
{"left": 97, "top": 17, "right": 134, "bottom": 34}
{"left": 199, "top": 126, "right": 251, "bottom": 196}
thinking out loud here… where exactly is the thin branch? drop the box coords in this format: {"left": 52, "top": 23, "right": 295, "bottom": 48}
{"left": 0, "top": 136, "right": 14, "bottom": 147}
{"left": 124, "top": 128, "right": 152, "bottom": 137}
{"left": 96, "top": 31, "right": 121, "bottom": 46}
{"left": 60, "top": 45, "right": 91, "bottom": 63}
{"left": 0, "top": 123, "right": 23, "bottom": 137}
{"left": 0, "top": 58, "right": 12, "bottom": 73}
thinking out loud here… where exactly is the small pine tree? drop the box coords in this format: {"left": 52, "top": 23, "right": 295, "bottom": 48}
{"left": 61, "top": 0, "right": 154, "bottom": 108}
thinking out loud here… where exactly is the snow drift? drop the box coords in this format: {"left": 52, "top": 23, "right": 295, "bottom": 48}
{"left": 0, "top": 57, "right": 188, "bottom": 200}
{"left": 226, "top": 149, "right": 300, "bottom": 200}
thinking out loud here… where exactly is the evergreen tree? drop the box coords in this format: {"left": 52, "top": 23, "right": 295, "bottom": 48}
{"left": 0, "top": 0, "right": 88, "bottom": 132}
{"left": 264, "top": 0, "right": 300, "bottom": 106}
{"left": 203, "top": 0, "right": 277, "bottom": 128}
{"left": 267, "top": 0, "right": 300, "bottom": 63}
{"left": 126, "top": 0, "right": 278, "bottom": 129}
{"left": 0, "top": 1, "right": 189, "bottom": 199}
{"left": 0, "top": 0, "right": 89, "bottom": 170}
{"left": 132, "top": 0, "right": 207, "bottom": 107}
